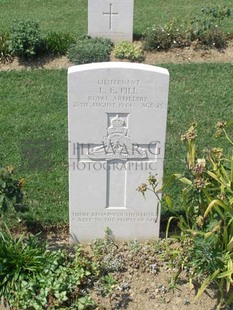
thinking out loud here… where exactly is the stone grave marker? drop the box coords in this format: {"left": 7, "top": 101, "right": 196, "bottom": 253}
{"left": 88, "top": 0, "right": 134, "bottom": 43}
{"left": 68, "top": 62, "right": 169, "bottom": 242}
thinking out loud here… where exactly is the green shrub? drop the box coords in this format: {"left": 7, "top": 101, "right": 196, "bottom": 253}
{"left": 44, "top": 31, "right": 75, "bottom": 56}
{"left": 113, "top": 41, "right": 144, "bottom": 62}
{"left": 143, "top": 21, "right": 188, "bottom": 51}
{"left": 0, "top": 228, "right": 97, "bottom": 309}
{"left": 9, "top": 19, "right": 43, "bottom": 59}
{"left": 187, "top": 6, "right": 230, "bottom": 48}
{"left": 200, "top": 27, "right": 227, "bottom": 48}
{"left": 0, "top": 32, "right": 13, "bottom": 63}
{"left": 143, "top": 25, "right": 172, "bottom": 51}
{"left": 67, "top": 36, "right": 112, "bottom": 64}
{"left": 0, "top": 225, "right": 49, "bottom": 300}
{"left": 138, "top": 121, "right": 233, "bottom": 307}
{"left": 91, "top": 228, "right": 125, "bottom": 274}
{"left": 143, "top": 6, "right": 231, "bottom": 51}
{"left": 0, "top": 166, "right": 28, "bottom": 213}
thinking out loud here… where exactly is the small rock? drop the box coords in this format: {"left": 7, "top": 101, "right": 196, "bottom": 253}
{"left": 154, "top": 288, "right": 160, "bottom": 295}
{"left": 184, "top": 298, "right": 190, "bottom": 305}
{"left": 121, "top": 282, "right": 130, "bottom": 291}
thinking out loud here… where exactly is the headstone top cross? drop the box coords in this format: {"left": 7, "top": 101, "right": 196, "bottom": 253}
{"left": 103, "top": 3, "right": 119, "bottom": 30}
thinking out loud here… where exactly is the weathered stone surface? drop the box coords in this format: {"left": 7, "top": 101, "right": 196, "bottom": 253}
{"left": 68, "top": 62, "right": 169, "bottom": 242}
{"left": 88, "top": 0, "right": 134, "bottom": 43}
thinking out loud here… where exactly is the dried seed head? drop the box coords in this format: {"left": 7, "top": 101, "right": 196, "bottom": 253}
{"left": 6, "top": 165, "right": 15, "bottom": 174}
{"left": 215, "top": 121, "right": 227, "bottom": 137}
{"left": 216, "top": 121, "right": 227, "bottom": 129}
{"left": 148, "top": 174, "right": 157, "bottom": 186}
{"left": 211, "top": 147, "right": 223, "bottom": 159}
{"left": 193, "top": 177, "right": 207, "bottom": 189}
{"left": 181, "top": 123, "right": 197, "bottom": 142}
{"left": 18, "top": 178, "right": 26, "bottom": 187}
{"left": 193, "top": 159, "right": 206, "bottom": 176}
{"left": 137, "top": 183, "right": 148, "bottom": 193}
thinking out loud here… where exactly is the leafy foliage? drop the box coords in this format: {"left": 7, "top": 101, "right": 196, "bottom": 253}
{"left": 186, "top": 6, "right": 230, "bottom": 48}
{"left": 95, "top": 274, "right": 117, "bottom": 297}
{"left": 0, "top": 227, "right": 98, "bottom": 309}
{"left": 199, "top": 27, "right": 227, "bottom": 49}
{"left": 138, "top": 121, "right": 233, "bottom": 307}
{"left": 113, "top": 41, "right": 144, "bottom": 62}
{"left": 9, "top": 19, "right": 43, "bottom": 59}
{"left": 0, "top": 32, "right": 13, "bottom": 63}
{"left": 143, "top": 6, "right": 231, "bottom": 51}
{"left": 0, "top": 225, "right": 49, "bottom": 300}
{"left": 91, "top": 228, "right": 125, "bottom": 274}
{"left": 67, "top": 36, "right": 112, "bottom": 64}
{"left": 143, "top": 21, "right": 188, "bottom": 51}
{"left": 44, "top": 31, "right": 75, "bottom": 56}
{"left": 0, "top": 166, "right": 28, "bottom": 213}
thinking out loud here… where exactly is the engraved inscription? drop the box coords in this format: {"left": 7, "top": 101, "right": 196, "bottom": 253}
{"left": 98, "top": 80, "right": 140, "bottom": 86}
{"left": 71, "top": 212, "right": 159, "bottom": 223}
{"left": 99, "top": 86, "right": 137, "bottom": 95}
{"left": 72, "top": 79, "right": 165, "bottom": 110}
{"left": 88, "top": 114, "right": 147, "bottom": 161}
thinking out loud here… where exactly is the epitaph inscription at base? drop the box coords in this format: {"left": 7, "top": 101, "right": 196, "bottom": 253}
{"left": 68, "top": 62, "right": 169, "bottom": 242}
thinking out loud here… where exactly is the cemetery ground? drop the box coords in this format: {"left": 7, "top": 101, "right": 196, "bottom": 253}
{"left": 0, "top": 51, "right": 233, "bottom": 309}
{"left": 0, "top": 41, "right": 233, "bottom": 70}
{"left": 1, "top": 0, "right": 233, "bottom": 36}
{"left": 0, "top": 1, "right": 233, "bottom": 309}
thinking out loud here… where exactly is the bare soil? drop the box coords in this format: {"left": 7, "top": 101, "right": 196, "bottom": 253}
{"left": 0, "top": 42, "right": 233, "bottom": 71}
{"left": 1, "top": 45, "right": 232, "bottom": 310}
{"left": 48, "top": 233, "right": 222, "bottom": 310}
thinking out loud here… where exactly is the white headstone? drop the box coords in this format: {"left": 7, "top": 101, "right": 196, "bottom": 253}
{"left": 88, "top": 0, "right": 134, "bottom": 43}
{"left": 68, "top": 62, "right": 169, "bottom": 242}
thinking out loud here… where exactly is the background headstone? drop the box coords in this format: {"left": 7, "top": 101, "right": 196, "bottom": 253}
{"left": 68, "top": 62, "right": 169, "bottom": 242}
{"left": 88, "top": 0, "right": 134, "bottom": 43}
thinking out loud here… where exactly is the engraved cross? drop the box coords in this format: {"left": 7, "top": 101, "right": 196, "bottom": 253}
{"left": 103, "top": 3, "right": 119, "bottom": 30}
{"left": 73, "top": 114, "right": 160, "bottom": 210}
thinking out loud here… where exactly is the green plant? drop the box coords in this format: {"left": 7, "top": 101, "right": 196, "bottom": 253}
{"left": 95, "top": 274, "right": 117, "bottom": 297}
{"left": 0, "top": 32, "right": 13, "bottom": 63}
{"left": 44, "top": 31, "right": 75, "bottom": 56}
{"left": 138, "top": 121, "right": 233, "bottom": 308}
{"left": 11, "top": 246, "right": 97, "bottom": 309}
{"left": 201, "top": 6, "right": 231, "bottom": 24}
{"left": 0, "top": 230, "right": 98, "bottom": 309}
{"left": 143, "top": 20, "right": 188, "bottom": 51}
{"left": 0, "top": 166, "right": 28, "bottom": 213}
{"left": 67, "top": 36, "right": 112, "bottom": 64}
{"left": 187, "top": 6, "right": 231, "bottom": 48}
{"left": 143, "top": 6, "right": 231, "bottom": 51}
{"left": 113, "top": 41, "right": 144, "bottom": 62}
{"left": 71, "top": 296, "right": 96, "bottom": 310}
{"left": 9, "top": 19, "right": 43, "bottom": 59}
{"left": 201, "top": 27, "right": 227, "bottom": 49}
{"left": 0, "top": 225, "right": 48, "bottom": 301}
{"left": 91, "top": 228, "right": 124, "bottom": 273}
